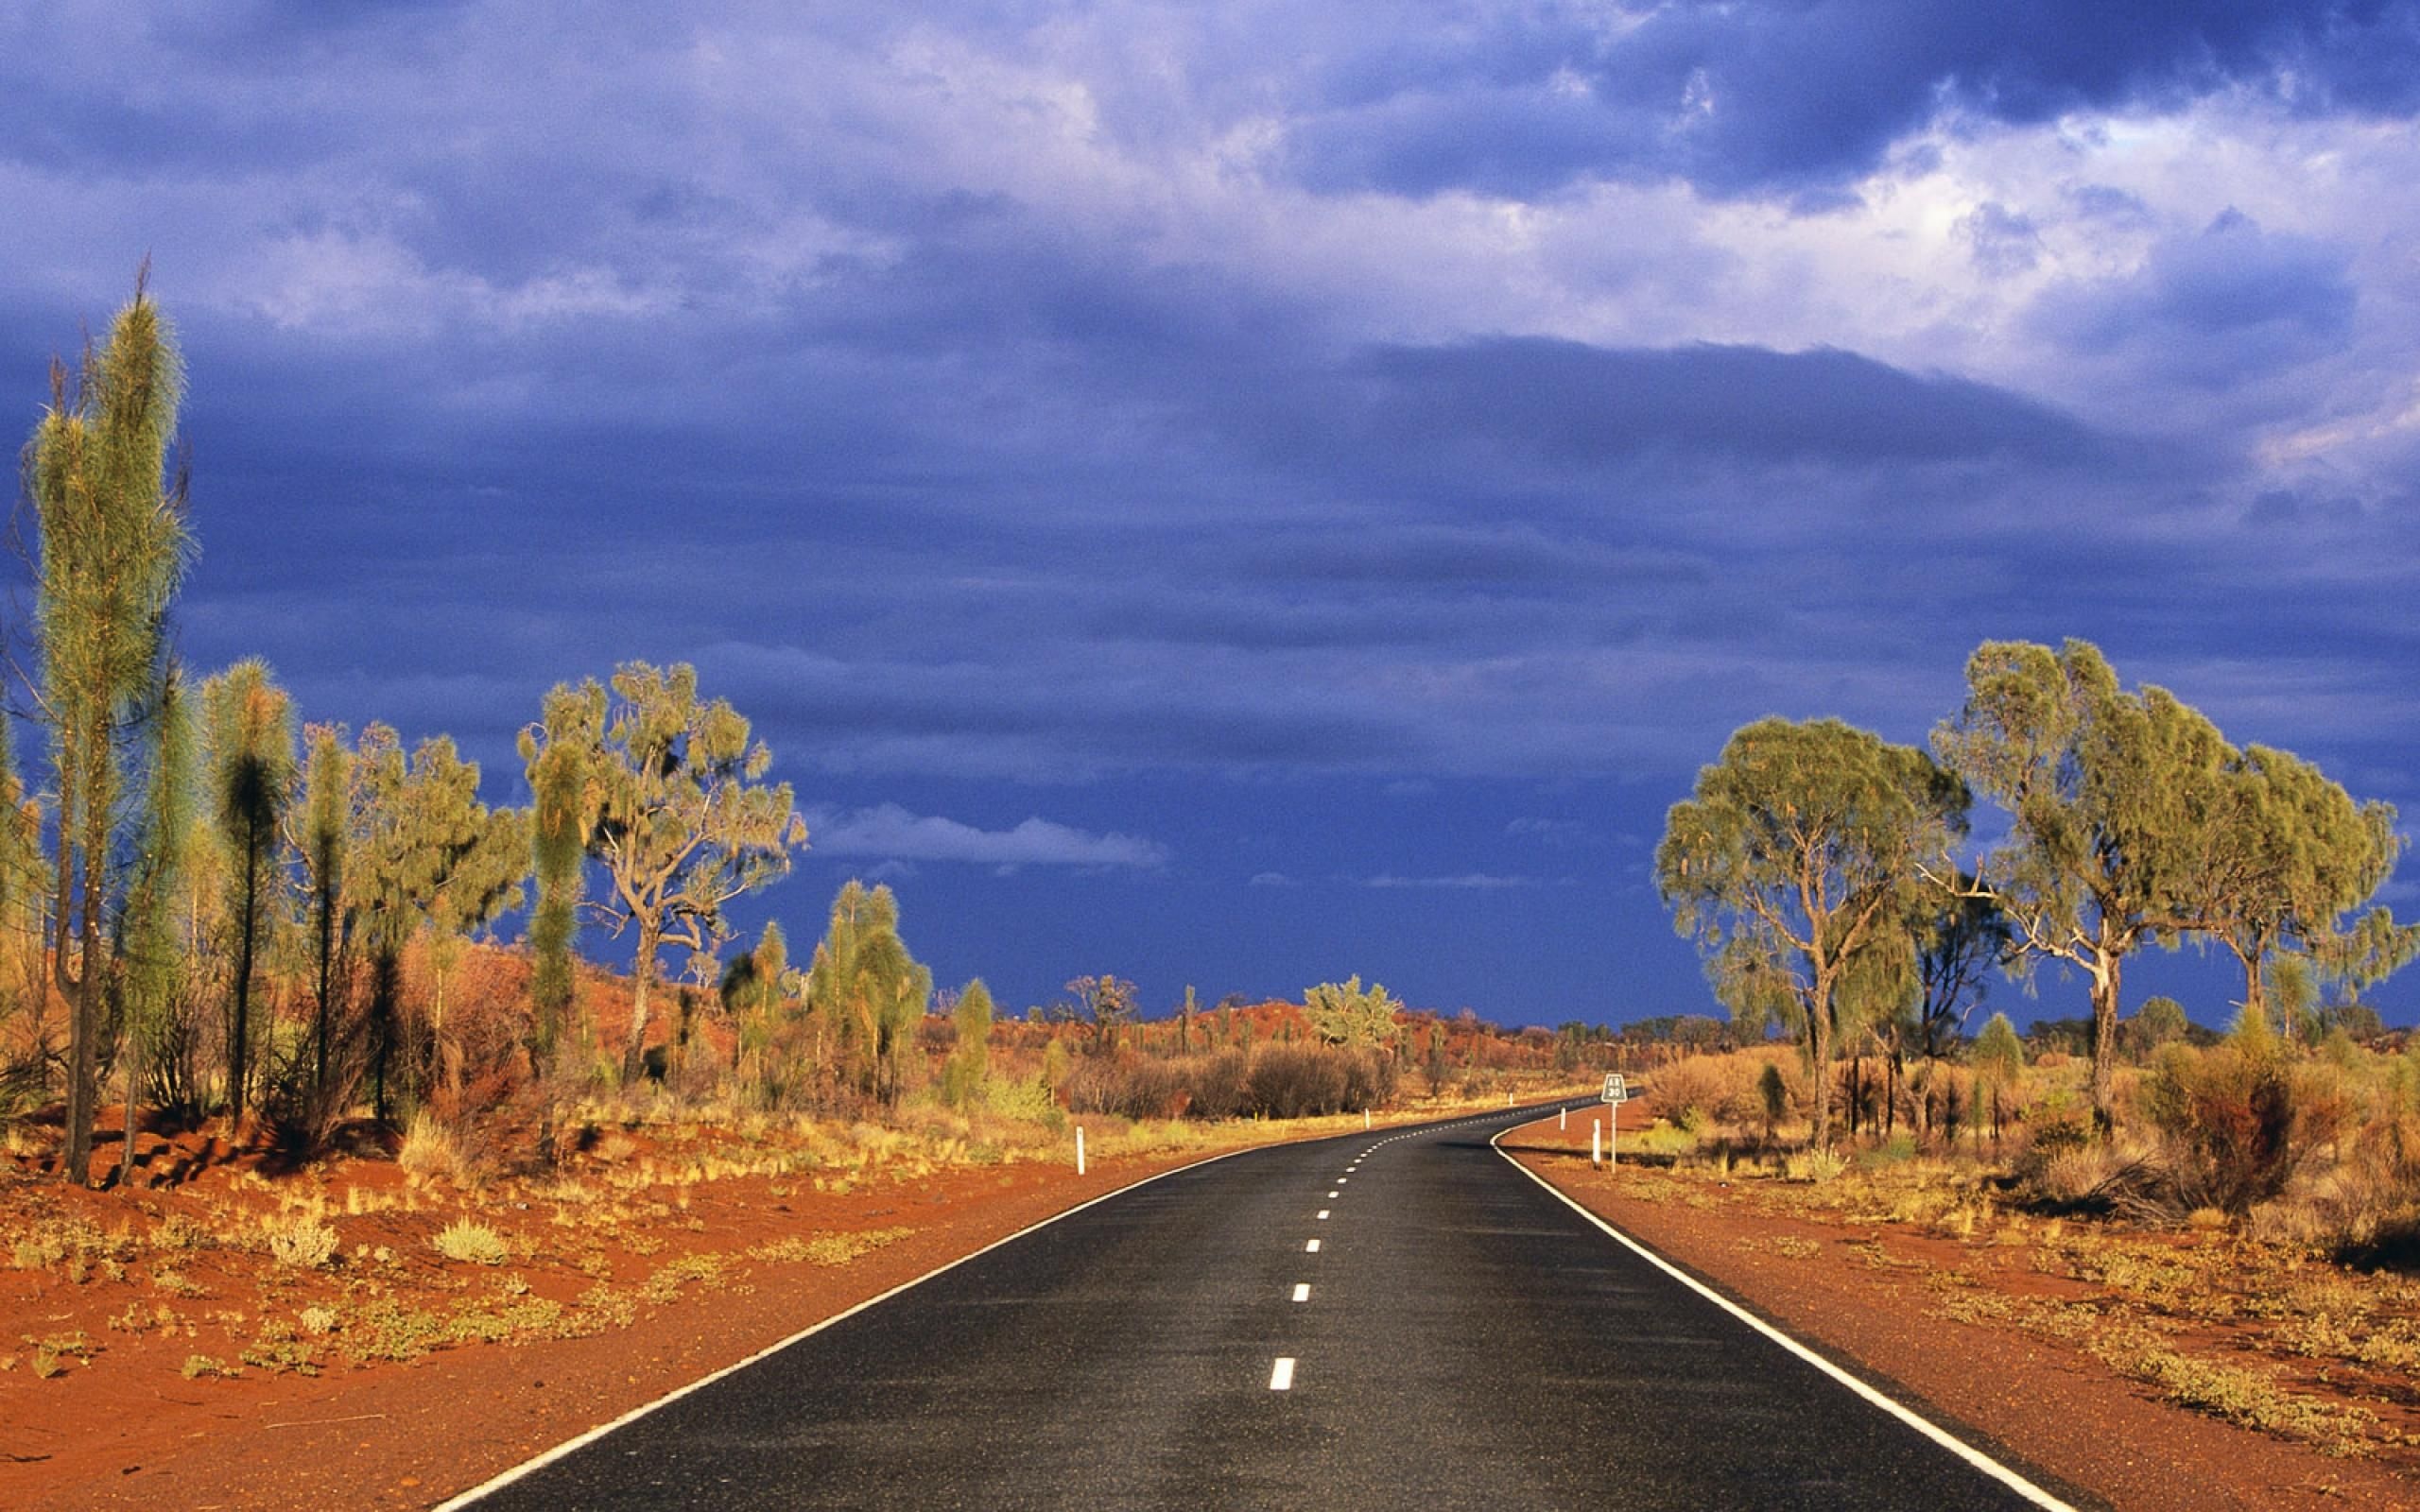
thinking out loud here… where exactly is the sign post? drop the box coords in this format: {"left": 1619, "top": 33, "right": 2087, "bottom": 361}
{"left": 1599, "top": 1074, "right": 1629, "bottom": 1170}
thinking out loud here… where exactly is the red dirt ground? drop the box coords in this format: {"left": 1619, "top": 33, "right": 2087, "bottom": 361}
{"left": 0, "top": 1135, "right": 1252, "bottom": 1510}
{"left": 1503, "top": 1109, "right": 2420, "bottom": 1512}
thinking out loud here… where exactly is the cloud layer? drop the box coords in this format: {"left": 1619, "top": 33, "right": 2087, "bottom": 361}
{"left": 6, "top": 2, "right": 2419, "bottom": 1022}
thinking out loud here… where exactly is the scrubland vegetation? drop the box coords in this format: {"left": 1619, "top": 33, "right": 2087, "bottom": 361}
{"left": 0, "top": 284, "right": 1588, "bottom": 1211}
{"left": 1634, "top": 642, "right": 2420, "bottom": 1459}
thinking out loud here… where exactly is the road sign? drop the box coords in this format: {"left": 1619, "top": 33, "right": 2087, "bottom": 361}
{"left": 1600, "top": 1074, "right": 1628, "bottom": 1104}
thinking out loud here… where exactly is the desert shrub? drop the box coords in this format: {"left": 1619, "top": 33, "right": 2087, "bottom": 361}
{"left": 398, "top": 1108, "right": 470, "bottom": 1184}
{"left": 1063, "top": 1057, "right": 1188, "bottom": 1120}
{"left": 1339, "top": 1047, "right": 1397, "bottom": 1111}
{"left": 2141, "top": 1042, "right": 2308, "bottom": 1215}
{"left": 431, "top": 1218, "right": 510, "bottom": 1266}
{"left": 1247, "top": 1045, "right": 1350, "bottom": 1118}
{"left": 982, "top": 1072, "right": 1064, "bottom": 1131}
{"left": 2287, "top": 1110, "right": 2420, "bottom": 1265}
{"left": 1183, "top": 1049, "right": 1252, "bottom": 1120}
{"left": 266, "top": 1216, "right": 340, "bottom": 1270}
{"left": 1646, "top": 1056, "right": 1736, "bottom": 1131}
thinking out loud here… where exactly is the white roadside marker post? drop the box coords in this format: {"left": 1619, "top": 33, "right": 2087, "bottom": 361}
{"left": 1592, "top": 1120, "right": 1601, "bottom": 1169}
{"left": 1076, "top": 1125, "right": 1085, "bottom": 1177}
{"left": 1559, "top": 1106, "right": 1566, "bottom": 1130}
{"left": 1365, "top": 1109, "right": 1372, "bottom": 1129}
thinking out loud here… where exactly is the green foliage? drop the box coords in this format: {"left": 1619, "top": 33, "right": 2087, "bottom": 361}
{"left": 200, "top": 658, "right": 295, "bottom": 1124}
{"left": 1756, "top": 1061, "right": 1788, "bottom": 1133}
{"left": 1972, "top": 1012, "right": 2024, "bottom": 1089}
{"left": 1936, "top": 637, "right": 2410, "bottom": 1132}
{"left": 526, "top": 663, "right": 806, "bottom": 1084}
{"left": 1304, "top": 975, "right": 1404, "bottom": 1048}
{"left": 807, "top": 881, "right": 929, "bottom": 1105}
{"left": 941, "top": 978, "right": 994, "bottom": 1109}
{"left": 519, "top": 685, "right": 591, "bottom": 1062}
{"left": 349, "top": 724, "right": 527, "bottom": 1119}
{"left": 430, "top": 1218, "right": 510, "bottom": 1266}
{"left": 2263, "top": 954, "right": 2319, "bottom": 1045}
{"left": 2141, "top": 1041, "right": 2304, "bottom": 1214}
{"left": 1063, "top": 974, "right": 1138, "bottom": 1053}
{"left": 26, "top": 277, "right": 194, "bottom": 1180}
{"left": 1657, "top": 715, "right": 1967, "bottom": 1148}
{"left": 297, "top": 724, "right": 352, "bottom": 1097}
{"left": 2131, "top": 996, "right": 2189, "bottom": 1057}
{"left": 117, "top": 665, "right": 192, "bottom": 1122}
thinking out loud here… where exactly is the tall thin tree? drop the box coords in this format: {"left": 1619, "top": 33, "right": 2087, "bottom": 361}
{"left": 200, "top": 660, "right": 294, "bottom": 1128}
{"left": 24, "top": 277, "right": 193, "bottom": 1181}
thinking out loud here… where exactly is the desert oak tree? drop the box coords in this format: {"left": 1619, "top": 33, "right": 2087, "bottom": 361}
{"left": 525, "top": 663, "right": 806, "bottom": 1084}
{"left": 23, "top": 280, "right": 192, "bottom": 1181}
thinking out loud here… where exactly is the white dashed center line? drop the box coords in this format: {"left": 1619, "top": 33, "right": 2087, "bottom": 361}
{"left": 1270, "top": 1357, "right": 1296, "bottom": 1390}
{"left": 1305, "top": 1238, "right": 1321, "bottom": 1252}
{"left": 1292, "top": 1283, "right": 1311, "bottom": 1302}
{"left": 1327, "top": 1190, "right": 1339, "bottom": 1197}
{"left": 1317, "top": 1210, "right": 1330, "bottom": 1219}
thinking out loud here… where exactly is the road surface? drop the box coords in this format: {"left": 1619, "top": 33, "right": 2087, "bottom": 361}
{"left": 454, "top": 1104, "right": 2079, "bottom": 1510}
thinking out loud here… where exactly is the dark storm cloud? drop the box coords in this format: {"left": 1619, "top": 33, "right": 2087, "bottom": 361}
{"left": 1281, "top": 0, "right": 2420, "bottom": 196}
{"left": 1333, "top": 338, "right": 2128, "bottom": 470}
{"left": 2031, "top": 210, "right": 2359, "bottom": 388}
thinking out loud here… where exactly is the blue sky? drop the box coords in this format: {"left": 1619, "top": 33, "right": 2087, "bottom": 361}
{"left": 7, "top": 1, "right": 2420, "bottom": 1030}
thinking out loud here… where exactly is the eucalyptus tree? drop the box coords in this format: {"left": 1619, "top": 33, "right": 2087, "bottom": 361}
{"left": 1656, "top": 716, "right": 1968, "bottom": 1149}
{"left": 807, "top": 881, "right": 928, "bottom": 1105}
{"left": 23, "top": 281, "right": 193, "bottom": 1181}
{"left": 522, "top": 663, "right": 805, "bottom": 1085}
{"left": 2194, "top": 744, "right": 2409, "bottom": 1036}
{"left": 1933, "top": 640, "right": 2229, "bottom": 1131}
{"left": 200, "top": 660, "right": 295, "bottom": 1127}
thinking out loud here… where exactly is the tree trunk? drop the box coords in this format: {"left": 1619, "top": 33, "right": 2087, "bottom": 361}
{"left": 228, "top": 829, "right": 261, "bottom": 1127}
{"left": 63, "top": 908, "right": 99, "bottom": 1185}
{"left": 621, "top": 923, "right": 658, "bottom": 1085}
{"left": 2236, "top": 944, "right": 2267, "bottom": 1039}
{"left": 1806, "top": 983, "right": 1835, "bottom": 1150}
{"left": 2088, "top": 948, "right": 2121, "bottom": 1135}
{"left": 63, "top": 772, "right": 112, "bottom": 1186}
{"left": 120, "top": 1030, "right": 141, "bottom": 1193}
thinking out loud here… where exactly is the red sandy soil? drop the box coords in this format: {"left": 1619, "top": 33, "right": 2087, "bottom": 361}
{"left": 1503, "top": 1109, "right": 2420, "bottom": 1512}
{"left": 0, "top": 1131, "right": 1258, "bottom": 1509}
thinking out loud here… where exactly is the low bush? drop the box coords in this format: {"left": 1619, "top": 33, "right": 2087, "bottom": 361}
{"left": 2141, "top": 1043, "right": 2307, "bottom": 1215}
{"left": 266, "top": 1216, "right": 340, "bottom": 1270}
{"left": 431, "top": 1218, "right": 510, "bottom": 1266}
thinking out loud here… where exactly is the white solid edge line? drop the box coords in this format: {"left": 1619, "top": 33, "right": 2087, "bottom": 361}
{"left": 437, "top": 1134, "right": 1323, "bottom": 1511}
{"left": 1487, "top": 1127, "right": 2077, "bottom": 1512}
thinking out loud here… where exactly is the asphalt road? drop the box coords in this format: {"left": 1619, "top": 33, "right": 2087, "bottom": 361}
{"left": 456, "top": 1104, "right": 2078, "bottom": 1511}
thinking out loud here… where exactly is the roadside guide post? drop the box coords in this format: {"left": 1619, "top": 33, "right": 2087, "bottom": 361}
{"left": 1591, "top": 1120, "right": 1600, "bottom": 1168}
{"left": 1076, "top": 1125, "right": 1085, "bottom": 1177}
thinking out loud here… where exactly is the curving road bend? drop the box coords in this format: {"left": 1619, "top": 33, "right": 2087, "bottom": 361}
{"left": 449, "top": 1105, "right": 2084, "bottom": 1511}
